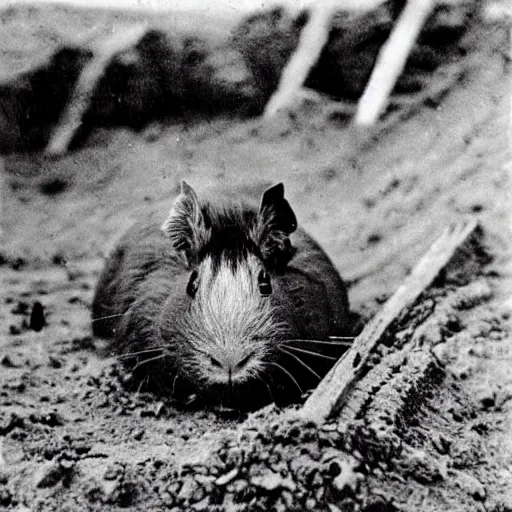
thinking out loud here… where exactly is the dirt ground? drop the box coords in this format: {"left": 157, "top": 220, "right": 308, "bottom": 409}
{"left": 0, "top": 4, "right": 511, "bottom": 512}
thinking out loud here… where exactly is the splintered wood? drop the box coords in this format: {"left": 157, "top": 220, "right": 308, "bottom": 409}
{"left": 299, "top": 218, "right": 480, "bottom": 422}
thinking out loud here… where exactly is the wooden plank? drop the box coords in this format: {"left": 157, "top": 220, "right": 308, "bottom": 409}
{"left": 45, "top": 24, "right": 148, "bottom": 157}
{"left": 263, "top": 0, "right": 388, "bottom": 119}
{"left": 299, "top": 218, "right": 480, "bottom": 422}
{"left": 354, "top": 0, "right": 435, "bottom": 126}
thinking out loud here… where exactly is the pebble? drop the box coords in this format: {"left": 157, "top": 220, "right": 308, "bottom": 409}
{"left": 0, "top": 488, "right": 12, "bottom": 507}
{"left": 29, "top": 302, "right": 46, "bottom": 331}
{"left": 132, "top": 429, "right": 145, "bottom": 441}
{"left": 476, "top": 387, "right": 496, "bottom": 409}
{"left": 99, "top": 478, "right": 119, "bottom": 500}
{"left": 215, "top": 468, "right": 239, "bottom": 487}
{"left": 456, "top": 472, "right": 486, "bottom": 501}
{"left": 9, "top": 325, "right": 22, "bottom": 336}
{"left": 48, "top": 356, "right": 63, "bottom": 369}
{"left": 191, "top": 497, "right": 210, "bottom": 511}
{"left": 431, "top": 434, "right": 451, "bottom": 455}
{"left": 251, "top": 470, "right": 296, "bottom": 492}
{"left": 305, "top": 498, "right": 316, "bottom": 510}
{"left": 34, "top": 460, "right": 72, "bottom": 488}
{"left": 331, "top": 459, "right": 363, "bottom": 494}
{"left": 1, "top": 355, "right": 17, "bottom": 368}
{"left": 177, "top": 477, "right": 198, "bottom": 501}
{"left": 231, "top": 479, "right": 248, "bottom": 494}
{"left": 431, "top": 343, "right": 449, "bottom": 365}
{"left": 281, "top": 490, "right": 293, "bottom": 508}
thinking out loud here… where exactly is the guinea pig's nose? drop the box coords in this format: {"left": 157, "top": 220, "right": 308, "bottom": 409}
{"left": 209, "top": 352, "right": 255, "bottom": 375}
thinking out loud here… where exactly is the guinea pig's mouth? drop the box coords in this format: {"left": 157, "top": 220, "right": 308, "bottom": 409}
{"left": 195, "top": 375, "right": 276, "bottom": 412}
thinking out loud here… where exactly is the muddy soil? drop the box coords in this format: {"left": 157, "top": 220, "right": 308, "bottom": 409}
{"left": 0, "top": 4, "right": 511, "bottom": 512}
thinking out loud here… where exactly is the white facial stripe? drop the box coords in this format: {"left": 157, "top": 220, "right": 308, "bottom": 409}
{"left": 179, "top": 254, "right": 283, "bottom": 386}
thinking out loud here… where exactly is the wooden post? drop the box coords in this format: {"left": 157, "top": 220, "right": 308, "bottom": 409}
{"left": 45, "top": 24, "right": 148, "bottom": 157}
{"left": 354, "top": 0, "right": 436, "bottom": 126}
{"left": 300, "top": 218, "right": 480, "bottom": 422}
{"left": 263, "top": 0, "right": 388, "bottom": 119}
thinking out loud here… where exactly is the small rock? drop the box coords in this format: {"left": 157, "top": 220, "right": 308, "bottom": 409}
{"left": 305, "top": 498, "right": 317, "bottom": 510}
{"left": 40, "top": 177, "right": 68, "bottom": 195}
{"left": 215, "top": 468, "right": 239, "bottom": 486}
{"left": 191, "top": 497, "right": 210, "bottom": 511}
{"left": 274, "top": 498, "right": 287, "bottom": 512}
{"left": 431, "top": 434, "right": 451, "bottom": 455}
{"left": 476, "top": 387, "right": 496, "bottom": 410}
{"left": 191, "top": 486, "right": 205, "bottom": 503}
{"left": 103, "top": 464, "right": 124, "bottom": 481}
{"left": 34, "top": 460, "right": 72, "bottom": 488}
{"left": 29, "top": 302, "right": 46, "bottom": 332}
{"left": 431, "top": 343, "right": 449, "bottom": 366}
{"left": 251, "top": 471, "right": 296, "bottom": 492}
{"left": 1, "top": 355, "right": 17, "bottom": 368}
{"left": 282, "top": 491, "right": 293, "bottom": 508}
{"left": 456, "top": 472, "right": 486, "bottom": 501}
{"left": 331, "top": 459, "right": 363, "bottom": 494}
{"left": 5, "top": 379, "right": 25, "bottom": 392}
{"left": 0, "top": 488, "right": 12, "bottom": 507}
{"left": 194, "top": 474, "right": 215, "bottom": 492}
{"left": 231, "top": 479, "right": 248, "bottom": 494}
{"left": 9, "top": 325, "right": 22, "bottom": 336}
{"left": 100, "top": 478, "right": 119, "bottom": 500}
{"left": 178, "top": 477, "right": 198, "bottom": 502}
{"left": 160, "top": 491, "right": 174, "bottom": 507}
{"left": 11, "top": 301, "right": 29, "bottom": 315}
{"left": 48, "top": 356, "right": 63, "bottom": 369}
{"left": 132, "top": 429, "right": 144, "bottom": 441}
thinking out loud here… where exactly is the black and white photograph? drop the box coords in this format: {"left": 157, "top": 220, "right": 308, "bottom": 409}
{"left": 0, "top": 0, "right": 511, "bottom": 510}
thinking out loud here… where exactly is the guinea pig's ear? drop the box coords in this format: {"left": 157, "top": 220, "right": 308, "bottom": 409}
{"left": 253, "top": 183, "right": 297, "bottom": 268}
{"left": 161, "top": 181, "right": 204, "bottom": 266}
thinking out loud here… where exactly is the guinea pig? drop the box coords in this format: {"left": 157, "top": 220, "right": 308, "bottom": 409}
{"left": 92, "top": 182, "right": 351, "bottom": 410}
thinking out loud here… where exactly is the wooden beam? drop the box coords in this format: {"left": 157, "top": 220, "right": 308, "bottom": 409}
{"left": 354, "top": 0, "right": 436, "bottom": 126}
{"left": 45, "top": 24, "right": 148, "bottom": 157}
{"left": 299, "top": 218, "right": 480, "bottom": 422}
{"left": 263, "top": 0, "right": 388, "bottom": 119}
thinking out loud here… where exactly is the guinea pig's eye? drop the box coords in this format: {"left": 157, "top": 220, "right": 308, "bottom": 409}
{"left": 187, "top": 270, "right": 199, "bottom": 298}
{"left": 258, "top": 270, "right": 272, "bottom": 296}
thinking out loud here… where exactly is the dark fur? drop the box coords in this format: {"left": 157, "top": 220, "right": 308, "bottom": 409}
{"left": 92, "top": 186, "right": 350, "bottom": 409}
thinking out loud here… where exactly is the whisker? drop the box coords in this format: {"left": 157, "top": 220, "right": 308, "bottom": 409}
{"left": 132, "top": 353, "right": 169, "bottom": 371}
{"left": 172, "top": 373, "right": 180, "bottom": 396}
{"left": 269, "top": 362, "right": 304, "bottom": 396}
{"left": 283, "top": 338, "right": 353, "bottom": 346}
{"left": 256, "top": 375, "right": 275, "bottom": 404}
{"left": 115, "top": 347, "right": 169, "bottom": 360}
{"left": 328, "top": 336, "right": 355, "bottom": 341}
{"left": 278, "top": 347, "right": 322, "bottom": 380}
{"left": 91, "top": 312, "right": 127, "bottom": 323}
{"left": 281, "top": 345, "right": 338, "bottom": 362}
{"left": 135, "top": 376, "right": 148, "bottom": 397}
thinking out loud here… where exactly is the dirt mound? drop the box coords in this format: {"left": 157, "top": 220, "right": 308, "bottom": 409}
{"left": 0, "top": 3, "right": 511, "bottom": 512}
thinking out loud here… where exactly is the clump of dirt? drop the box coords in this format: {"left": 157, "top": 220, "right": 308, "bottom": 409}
{"left": 0, "top": 3, "right": 511, "bottom": 512}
